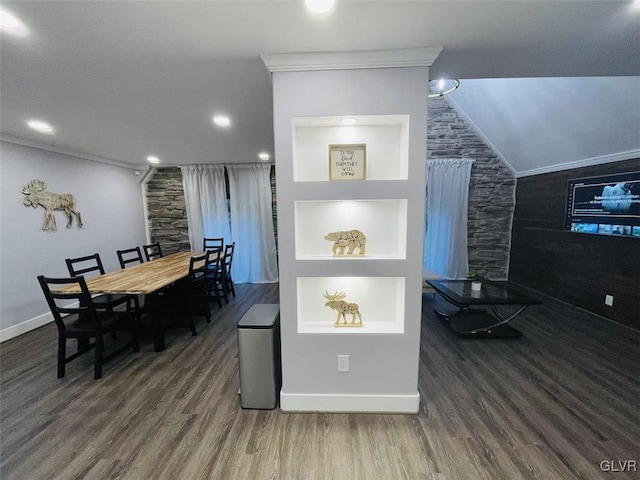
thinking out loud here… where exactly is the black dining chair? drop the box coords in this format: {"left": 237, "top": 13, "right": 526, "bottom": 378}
{"left": 221, "top": 242, "right": 236, "bottom": 298}
{"left": 143, "top": 242, "right": 163, "bottom": 262}
{"left": 178, "top": 251, "right": 213, "bottom": 335}
{"left": 203, "top": 237, "right": 224, "bottom": 254}
{"left": 65, "top": 253, "right": 130, "bottom": 311}
{"left": 115, "top": 247, "right": 148, "bottom": 325}
{"left": 204, "top": 251, "right": 225, "bottom": 308}
{"left": 117, "top": 246, "right": 156, "bottom": 321}
{"left": 117, "top": 247, "right": 144, "bottom": 269}
{"left": 37, "top": 275, "right": 139, "bottom": 379}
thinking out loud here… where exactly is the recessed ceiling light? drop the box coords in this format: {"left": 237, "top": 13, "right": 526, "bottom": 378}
{"left": 213, "top": 115, "right": 231, "bottom": 127}
{"left": 305, "top": 0, "right": 335, "bottom": 16}
{"left": 258, "top": 152, "right": 270, "bottom": 161}
{"left": 341, "top": 117, "right": 358, "bottom": 126}
{"left": 0, "top": 7, "right": 28, "bottom": 36}
{"left": 146, "top": 156, "right": 160, "bottom": 164}
{"left": 27, "top": 120, "right": 54, "bottom": 134}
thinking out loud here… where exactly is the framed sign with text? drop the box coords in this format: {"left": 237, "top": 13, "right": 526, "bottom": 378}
{"left": 329, "top": 144, "right": 366, "bottom": 181}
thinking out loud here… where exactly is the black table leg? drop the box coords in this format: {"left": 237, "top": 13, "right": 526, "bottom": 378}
{"left": 153, "top": 319, "right": 166, "bottom": 351}
{"left": 144, "top": 293, "right": 166, "bottom": 352}
{"left": 434, "top": 294, "right": 527, "bottom": 339}
{"left": 434, "top": 294, "right": 462, "bottom": 317}
{"left": 448, "top": 311, "right": 523, "bottom": 339}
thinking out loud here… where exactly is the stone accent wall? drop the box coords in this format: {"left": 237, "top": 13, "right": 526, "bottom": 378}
{"left": 145, "top": 167, "right": 190, "bottom": 254}
{"left": 427, "top": 97, "right": 517, "bottom": 280}
{"left": 145, "top": 166, "right": 278, "bottom": 255}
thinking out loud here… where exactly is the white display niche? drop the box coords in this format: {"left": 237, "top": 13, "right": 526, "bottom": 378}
{"left": 292, "top": 115, "right": 409, "bottom": 182}
{"left": 297, "top": 276, "right": 405, "bottom": 334}
{"left": 295, "top": 199, "right": 407, "bottom": 260}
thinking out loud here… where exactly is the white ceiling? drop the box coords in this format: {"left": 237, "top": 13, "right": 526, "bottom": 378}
{"left": 448, "top": 76, "right": 640, "bottom": 176}
{"left": 1, "top": 1, "right": 639, "bottom": 171}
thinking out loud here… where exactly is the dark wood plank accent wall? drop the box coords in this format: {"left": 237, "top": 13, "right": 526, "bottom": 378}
{"left": 509, "top": 159, "right": 640, "bottom": 329}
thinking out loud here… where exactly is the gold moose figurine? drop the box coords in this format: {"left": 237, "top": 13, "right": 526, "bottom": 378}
{"left": 324, "top": 229, "right": 366, "bottom": 256}
{"left": 323, "top": 291, "right": 363, "bottom": 327}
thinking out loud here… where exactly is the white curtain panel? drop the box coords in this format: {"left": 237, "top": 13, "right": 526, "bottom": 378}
{"left": 226, "top": 164, "right": 279, "bottom": 284}
{"left": 424, "top": 158, "right": 474, "bottom": 279}
{"left": 180, "top": 165, "right": 231, "bottom": 251}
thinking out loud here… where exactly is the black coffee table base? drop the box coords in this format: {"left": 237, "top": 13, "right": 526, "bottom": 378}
{"left": 427, "top": 280, "right": 541, "bottom": 340}
{"left": 443, "top": 310, "right": 523, "bottom": 339}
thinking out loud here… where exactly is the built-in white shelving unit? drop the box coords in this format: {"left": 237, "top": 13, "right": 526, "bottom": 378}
{"left": 265, "top": 47, "right": 439, "bottom": 413}
{"left": 292, "top": 113, "right": 410, "bottom": 335}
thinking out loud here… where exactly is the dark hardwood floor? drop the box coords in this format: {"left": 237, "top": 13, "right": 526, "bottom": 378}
{"left": 1, "top": 284, "right": 638, "bottom": 479}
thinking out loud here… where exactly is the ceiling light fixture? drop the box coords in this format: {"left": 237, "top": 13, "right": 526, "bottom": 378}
{"left": 305, "top": 0, "right": 335, "bottom": 16}
{"left": 213, "top": 115, "right": 231, "bottom": 127}
{"left": 427, "top": 79, "right": 460, "bottom": 98}
{"left": 341, "top": 117, "right": 358, "bottom": 126}
{"left": 258, "top": 152, "right": 270, "bottom": 161}
{"left": 0, "top": 7, "right": 28, "bottom": 36}
{"left": 27, "top": 120, "right": 54, "bottom": 134}
{"left": 146, "top": 155, "right": 160, "bottom": 164}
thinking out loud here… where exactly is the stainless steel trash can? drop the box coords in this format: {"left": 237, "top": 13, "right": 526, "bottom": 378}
{"left": 237, "top": 304, "right": 281, "bottom": 409}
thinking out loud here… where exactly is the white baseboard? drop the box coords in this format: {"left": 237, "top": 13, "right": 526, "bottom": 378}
{"left": 280, "top": 391, "right": 420, "bottom": 413}
{"left": 0, "top": 312, "right": 53, "bottom": 343}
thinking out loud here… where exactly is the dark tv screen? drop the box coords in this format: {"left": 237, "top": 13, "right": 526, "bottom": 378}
{"left": 565, "top": 171, "right": 640, "bottom": 238}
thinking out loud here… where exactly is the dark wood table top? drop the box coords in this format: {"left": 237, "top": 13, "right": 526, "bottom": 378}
{"left": 426, "top": 279, "right": 542, "bottom": 306}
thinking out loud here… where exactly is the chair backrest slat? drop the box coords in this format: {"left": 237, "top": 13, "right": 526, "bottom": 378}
{"left": 117, "top": 247, "right": 144, "bottom": 269}
{"left": 206, "top": 250, "right": 224, "bottom": 280}
{"left": 188, "top": 251, "right": 210, "bottom": 282}
{"left": 143, "top": 242, "right": 163, "bottom": 262}
{"left": 37, "top": 275, "right": 98, "bottom": 330}
{"left": 223, "top": 242, "right": 235, "bottom": 273}
{"left": 65, "top": 253, "right": 106, "bottom": 277}
{"left": 203, "top": 237, "right": 224, "bottom": 253}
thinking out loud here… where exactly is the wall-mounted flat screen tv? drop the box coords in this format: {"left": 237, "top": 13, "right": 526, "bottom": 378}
{"left": 565, "top": 171, "right": 640, "bottom": 238}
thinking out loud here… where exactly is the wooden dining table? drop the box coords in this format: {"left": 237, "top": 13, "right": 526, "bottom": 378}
{"left": 59, "top": 251, "right": 213, "bottom": 351}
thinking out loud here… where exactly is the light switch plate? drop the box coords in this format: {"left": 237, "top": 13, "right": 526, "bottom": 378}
{"left": 338, "top": 355, "right": 349, "bottom": 372}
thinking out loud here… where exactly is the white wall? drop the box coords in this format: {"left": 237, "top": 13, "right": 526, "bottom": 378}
{"left": 0, "top": 141, "right": 147, "bottom": 340}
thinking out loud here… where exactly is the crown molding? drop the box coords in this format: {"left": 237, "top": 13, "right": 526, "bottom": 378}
{"left": 0, "top": 134, "right": 142, "bottom": 170}
{"left": 261, "top": 47, "right": 443, "bottom": 73}
{"left": 139, "top": 166, "right": 156, "bottom": 185}
{"left": 516, "top": 149, "right": 640, "bottom": 178}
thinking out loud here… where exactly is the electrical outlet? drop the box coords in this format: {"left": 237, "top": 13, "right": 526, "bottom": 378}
{"left": 338, "top": 355, "right": 349, "bottom": 372}
{"left": 605, "top": 295, "right": 614, "bottom": 307}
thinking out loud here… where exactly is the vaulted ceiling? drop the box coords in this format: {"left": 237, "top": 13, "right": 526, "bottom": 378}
{"left": 448, "top": 76, "right": 640, "bottom": 176}
{"left": 1, "top": 1, "right": 638, "bottom": 174}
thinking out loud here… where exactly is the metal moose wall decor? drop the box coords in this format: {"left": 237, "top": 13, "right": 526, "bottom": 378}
{"left": 22, "top": 179, "right": 83, "bottom": 231}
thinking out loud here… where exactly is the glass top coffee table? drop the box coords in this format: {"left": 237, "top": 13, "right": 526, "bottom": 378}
{"left": 426, "top": 279, "right": 542, "bottom": 338}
